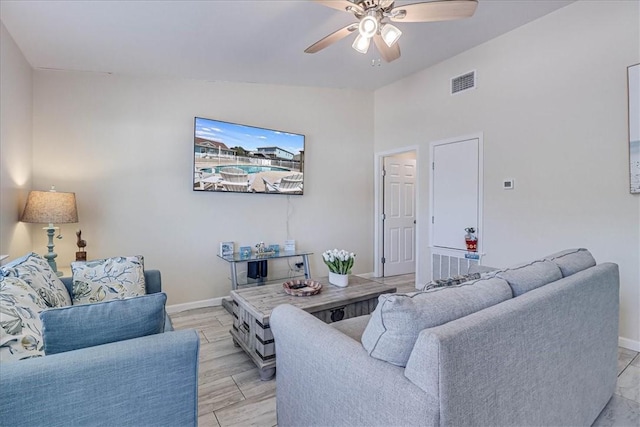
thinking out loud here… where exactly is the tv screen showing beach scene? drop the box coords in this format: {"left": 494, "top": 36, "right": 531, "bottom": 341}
{"left": 193, "top": 117, "right": 305, "bottom": 195}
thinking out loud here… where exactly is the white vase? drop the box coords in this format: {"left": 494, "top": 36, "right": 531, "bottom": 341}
{"left": 329, "top": 271, "right": 349, "bottom": 287}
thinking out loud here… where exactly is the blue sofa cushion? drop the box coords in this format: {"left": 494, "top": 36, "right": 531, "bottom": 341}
{"left": 361, "top": 277, "right": 513, "bottom": 367}
{"left": 71, "top": 255, "right": 146, "bottom": 305}
{"left": 1, "top": 253, "right": 71, "bottom": 308}
{"left": 0, "top": 276, "right": 48, "bottom": 362}
{"left": 40, "top": 292, "right": 167, "bottom": 355}
{"left": 544, "top": 248, "right": 596, "bottom": 277}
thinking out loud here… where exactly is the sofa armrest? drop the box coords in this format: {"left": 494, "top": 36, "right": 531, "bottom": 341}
{"left": 270, "top": 304, "right": 438, "bottom": 427}
{"left": 0, "top": 329, "right": 199, "bottom": 427}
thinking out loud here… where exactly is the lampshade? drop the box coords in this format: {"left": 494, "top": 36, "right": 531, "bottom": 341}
{"left": 381, "top": 23, "right": 402, "bottom": 47}
{"left": 21, "top": 189, "right": 78, "bottom": 225}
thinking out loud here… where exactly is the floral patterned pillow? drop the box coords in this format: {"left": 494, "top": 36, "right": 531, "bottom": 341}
{"left": 71, "top": 256, "right": 146, "bottom": 305}
{"left": 1, "top": 253, "right": 71, "bottom": 308}
{"left": 0, "top": 276, "right": 48, "bottom": 363}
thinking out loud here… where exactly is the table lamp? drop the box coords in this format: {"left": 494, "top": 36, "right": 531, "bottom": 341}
{"left": 20, "top": 186, "right": 78, "bottom": 276}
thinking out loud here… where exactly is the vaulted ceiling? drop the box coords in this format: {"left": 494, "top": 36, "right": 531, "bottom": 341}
{"left": 0, "top": 0, "right": 574, "bottom": 90}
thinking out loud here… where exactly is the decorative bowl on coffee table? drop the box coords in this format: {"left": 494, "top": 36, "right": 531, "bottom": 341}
{"left": 283, "top": 279, "right": 322, "bottom": 296}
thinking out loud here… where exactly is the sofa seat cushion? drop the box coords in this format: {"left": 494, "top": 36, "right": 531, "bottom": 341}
{"left": 71, "top": 255, "right": 146, "bottom": 305}
{"left": 544, "top": 248, "right": 596, "bottom": 277}
{"left": 330, "top": 314, "right": 371, "bottom": 342}
{"left": 361, "top": 277, "right": 513, "bottom": 367}
{"left": 495, "top": 260, "right": 562, "bottom": 297}
{"left": 40, "top": 292, "right": 167, "bottom": 355}
{"left": 1, "top": 253, "right": 71, "bottom": 308}
{"left": 0, "top": 276, "right": 48, "bottom": 362}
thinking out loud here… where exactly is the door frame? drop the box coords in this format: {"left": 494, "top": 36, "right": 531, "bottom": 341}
{"left": 374, "top": 145, "right": 420, "bottom": 285}
{"left": 429, "top": 132, "right": 484, "bottom": 254}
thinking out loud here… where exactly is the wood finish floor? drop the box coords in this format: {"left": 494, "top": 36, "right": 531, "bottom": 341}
{"left": 169, "top": 274, "right": 640, "bottom": 427}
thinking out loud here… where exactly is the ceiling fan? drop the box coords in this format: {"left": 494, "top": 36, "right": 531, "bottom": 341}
{"left": 305, "top": 0, "right": 478, "bottom": 62}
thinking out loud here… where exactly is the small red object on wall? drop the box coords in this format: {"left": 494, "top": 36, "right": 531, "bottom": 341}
{"left": 465, "top": 239, "right": 477, "bottom": 252}
{"left": 464, "top": 227, "right": 478, "bottom": 252}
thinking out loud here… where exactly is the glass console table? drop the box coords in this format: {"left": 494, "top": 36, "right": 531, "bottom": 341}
{"left": 217, "top": 250, "right": 313, "bottom": 290}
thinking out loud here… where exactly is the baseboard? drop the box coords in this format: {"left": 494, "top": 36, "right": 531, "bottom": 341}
{"left": 619, "top": 336, "right": 640, "bottom": 352}
{"left": 166, "top": 297, "right": 224, "bottom": 314}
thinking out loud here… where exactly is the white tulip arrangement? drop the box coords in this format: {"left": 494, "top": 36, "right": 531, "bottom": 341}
{"left": 322, "top": 249, "right": 356, "bottom": 275}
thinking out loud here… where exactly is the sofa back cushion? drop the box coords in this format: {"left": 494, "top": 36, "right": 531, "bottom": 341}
{"left": 40, "top": 292, "right": 167, "bottom": 355}
{"left": 1, "top": 253, "right": 71, "bottom": 308}
{"left": 494, "top": 260, "right": 562, "bottom": 297}
{"left": 544, "top": 248, "right": 596, "bottom": 277}
{"left": 0, "top": 276, "right": 48, "bottom": 363}
{"left": 361, "top": 277, "right": 513, "bottom": 367}
{"left": 71, "top": 255, "right": 146, "bottom": 305}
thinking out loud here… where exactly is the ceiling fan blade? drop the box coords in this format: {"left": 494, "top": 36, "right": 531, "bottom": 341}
{"left": 390, "top": 0, "right": 478, "bottom": 23}
{"left": 373, "top": 34, "right": 401, "bottom": 62}
{"left": 312, "top": 0, "right": 364, "bottom": 15}
{"left": 379, "top": 0, "right": 395, "bottom": 10}
{"left": 305, "top": 23, "right": 359, "bottom": 54}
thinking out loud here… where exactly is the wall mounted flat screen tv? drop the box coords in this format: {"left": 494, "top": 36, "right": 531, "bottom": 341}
{"left": 193, "top": 117, "right": 305, "bottom": 195}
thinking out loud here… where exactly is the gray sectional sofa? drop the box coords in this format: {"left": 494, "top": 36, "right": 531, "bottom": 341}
{"left": 270, "top": 249, "right": 619, "bottom": 426}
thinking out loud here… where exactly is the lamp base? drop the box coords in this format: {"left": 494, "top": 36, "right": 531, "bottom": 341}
{"left": 43, "top": 226, "right": 62, "bottom": 276}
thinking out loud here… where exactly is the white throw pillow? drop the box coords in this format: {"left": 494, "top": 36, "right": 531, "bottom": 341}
{"left": 71, "top": 256, "right": 146, "bottom": 305}
{"left": 0, "top": 276, "right": 48, "bottom": 363}
{"left": 1, "top": 252, "right": 71, "bottom": 308}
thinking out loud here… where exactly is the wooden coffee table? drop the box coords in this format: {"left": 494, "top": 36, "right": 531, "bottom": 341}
{"left": 230, "top": 275, "right": 396, "bottom": 380}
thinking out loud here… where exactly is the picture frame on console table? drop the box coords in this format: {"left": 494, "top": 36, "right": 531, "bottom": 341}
{"left": 628, "top": 63, "right": 640, "bottom": 194}
{"left": 220, "top": 242, "right": 234, "bottom": 257}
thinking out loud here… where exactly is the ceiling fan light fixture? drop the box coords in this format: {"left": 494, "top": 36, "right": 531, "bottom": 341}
{"left": 308, "top": 0, "right": 479, "bottom": 63}
{"left": 358, "top": 15, "right": 379, "bottom": 39}
{"left": 381, "top": 23, "right": 402, "bottom": 47}
{"left": 352, "top": 33, "right": 371, "bottom": 54}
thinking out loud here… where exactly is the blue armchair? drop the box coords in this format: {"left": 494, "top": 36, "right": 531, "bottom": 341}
{"left": 0, "top": 270, "right": 199, "bottom": 427}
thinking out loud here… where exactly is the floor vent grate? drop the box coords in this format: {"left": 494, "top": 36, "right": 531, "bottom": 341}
{"left": 432, "top": 252, "right": 478, "bottom": 280}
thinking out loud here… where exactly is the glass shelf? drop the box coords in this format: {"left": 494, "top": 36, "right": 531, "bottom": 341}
{"left": 217, "top": 250, "right": 313, "bottom": 263}
{"left": 217, "top": 251, "right": 313, "bottom": 290}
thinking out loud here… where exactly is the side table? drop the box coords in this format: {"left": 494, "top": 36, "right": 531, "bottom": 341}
{"left": 217, "top": 250, "right": 312, "bottom": 290}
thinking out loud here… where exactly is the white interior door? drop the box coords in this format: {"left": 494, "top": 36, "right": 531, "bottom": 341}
{"left": 431, "top": 138, "right": 480, "bottom": 251}
{"left": 383, "top": 156, "right": 416, "bottom": 276}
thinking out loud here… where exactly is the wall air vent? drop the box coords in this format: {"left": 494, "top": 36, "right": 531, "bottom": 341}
{"left": 451, "top": 70, "right": 476, "bottom": 95}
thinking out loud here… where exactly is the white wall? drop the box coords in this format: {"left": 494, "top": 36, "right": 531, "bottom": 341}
{"left": 32, "top": 71, "right": 374, "bottom": 305}
{"left": 375, "top": 1, "right": 640, "bottom": 346}
{"left": 0, "top": 22, "right": 33, "bottom": 258}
